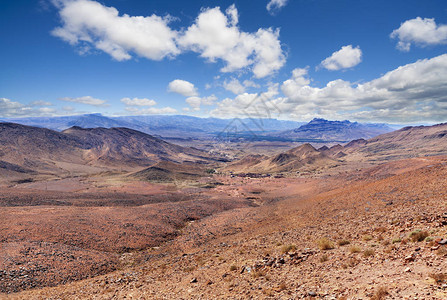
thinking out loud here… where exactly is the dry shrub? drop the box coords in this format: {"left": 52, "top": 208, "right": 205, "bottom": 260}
{"left": 437, "top": 246, "right": 447, "bottom": 256}
{"left": 370, "top": 286, "right": 388, "bottom": 300}
{"left": 317, "top": 238, "right": 334, "bottom": 250}
{"left": 347, "top": 257, "right": 359, "bottom": 267}
{"left": 183, "top": 266, "right": 196, "bottom": 272}
{"left": 338, "top": 239, "right": 350, "bottom": 246}
{"left": 278, "top": 282, "right": 287, "bottom": 291}
{"left": 374, "top": 227, "right": 387, "bottom": 233}
{"left": 409, "top": 230, "right": 429, "bottom": 242}
{"left": 252, "top": 269, "right": 266, "bottom": 278}
{"left": 429, "top": 273, "right": 447, "bottom": 284}
{"left": 363, "top": 235, "right": 373, "bottom": 241}
{"left": 349, "top": 245, "right": 361, "bottom": 253}
{"left": 319, "top": 254, "right": 329, "bottom": 263}
{"left": 281, "top": 244, "right": 296, "bottom": 254}
{"left": 363, "top": 249, "right": 375, "bottom": 257}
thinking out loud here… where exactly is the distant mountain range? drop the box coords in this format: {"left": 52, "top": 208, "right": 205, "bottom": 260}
{"left": 0, "top": 114, "right": 304, "bottom": 139}
{"left": 1, "top": 120, "right": 446, "bottom": 182}
{"left": 0, "top": 114, "right": 399, "bottom": 142}
{"left": 276, "top": 118, "right": 395, "bottom": 142}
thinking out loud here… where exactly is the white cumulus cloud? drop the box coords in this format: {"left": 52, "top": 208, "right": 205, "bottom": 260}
{"left": 320, "top": 45, "right": 362, "bottom": 71}
{"left": 185, "top": 95, "right": 217, "bottom": 111}
{"left": 177, "top": 6, "right": 286, "bottom": 78}
{"left": 59, "top": 96, "right": 108, "bottom": 106}
{"left": 168, "top": 79, "right": 199, "bottom": 97}
{"left": 51, "top": 1, "right": 287, "bottom": 78}
{"left": 52, "top": 0, "right": 179, "bottom": 61}
{"left": 390, "top": 17, "right": 447, "bottom": 51}
{"left": 223, "top": 78, "right": 261, "bottom": 94}
{"left": 0, "top": 98, "right": 56, "bottom": 117}
{"left": 120, "top": 97, "right": 156, "bottom": 106}
{"left": 266, "top": 0, "right": 289, "bottom": 14}
{"left": 280, "top": 53, "right": 447, "bottom": 123}
{"left": 223, "top": 78, "right": 246, "bottom": 94}
{"left": 210, "top": 84, "right": 282, "bottom": 118}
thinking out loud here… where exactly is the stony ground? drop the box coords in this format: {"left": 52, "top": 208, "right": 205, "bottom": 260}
{"left": 2, "top": 156, "right": 447, "bottom": 299}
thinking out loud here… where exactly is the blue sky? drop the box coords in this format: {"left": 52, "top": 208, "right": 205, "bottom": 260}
{"left": 1, "top": 0, "right": 447, "bottom": 124}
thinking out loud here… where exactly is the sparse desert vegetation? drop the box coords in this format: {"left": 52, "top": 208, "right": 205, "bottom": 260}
{"left": 1, "top": 123, "right": 447, "bottom": 299}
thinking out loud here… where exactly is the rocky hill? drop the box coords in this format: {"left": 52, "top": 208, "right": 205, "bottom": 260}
{"left": 226, "top": 122, "right": 447, "bottom": 174}
{"left": 278, "top": 118, "right": 394, "bottom": 142}
{"left": 0, "top": 123, "right": 215, "bottom": 179}
{"left": 226, "top": 143, "right": 337, "bottom": 173}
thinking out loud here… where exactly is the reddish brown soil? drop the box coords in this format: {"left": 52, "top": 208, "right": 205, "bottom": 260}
{"left": 2, "top": 156, "right": 447, "bottom": 299}
{"left": 0, "top": 182, "right": 254, "bottom": 294}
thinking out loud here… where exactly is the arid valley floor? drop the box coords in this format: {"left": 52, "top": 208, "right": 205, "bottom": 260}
{"left": 1, "top": 122, "right": 447, "bottom": 299}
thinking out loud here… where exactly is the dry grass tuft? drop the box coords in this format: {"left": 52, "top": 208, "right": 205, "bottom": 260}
{"left": 409, "top": 230, "right": 429, "bottom": 242}
{"left": 437, "top": 246, "right": 447, "bottom": 256}
{"left": 374, "top": 227, "right": 387, "bottom": 233}
{"left": 349, "top": 245, "right": 361, "bottom": 253}
{"left": 252, "top": 269, "right": 266, "bottom": 278}
{"left": 317, "top": 238, "right": 334, "bottom": 250}
{"left": 319, "top": 254, "right": 329, "bottom": 263}
{"left": 429, "top": 273, "right": 447, "bottom": 284}
{"left": 363, "top": 249, "right": 375, "bottom": 257}
{"left": 278, "top": 282, "right": 287, "bottom": 291}
{"left": 370, "top": 286, "right": 388, "bottom": 300}
{"left": 281, "top": 244, "right": 296, "bottom": 254}
{"left": 347, "top": 257, "right": 359, "bottom": 267}
{"left": 338, "top": 239, "right": 350, "bottom": 246}
{"left": 363, "top": 235, "right": 373, "bottom": 241}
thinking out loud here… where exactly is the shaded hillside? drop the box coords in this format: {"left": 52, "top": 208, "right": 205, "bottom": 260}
{"left": 225, "top": 122, "right": 447, "bottom": 174}
{"left": 226, "top": 143, "right": 337, "bottom": 173}
{"left": 0, "top": 123, "right": 87, "bottom": 173}
{"left": 352, "top": 122, "right": 447, "bottom": 160}
{"left": 62, "top": 126, "right": 211, "bottom": 167}
{"left": 129, "top": 161, "right": 208, "bottom": 182}
{"left": 278, "top": 118, "right": 394, "bottom": 141}
{"left": 316, "top": 123, "right": 447, "bottom": 162}
{"left": 0, "top": 123, "right": 215, "bottom": 179}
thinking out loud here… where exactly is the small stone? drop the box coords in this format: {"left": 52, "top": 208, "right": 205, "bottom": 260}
{"left": 308, "top": 291, "right": 317, "bottom": 297}
{"left": 405, "top": 267, "right": 411, "bottom": 272}
{"left": 405, "top": 254, "right": 415, "bottom": 262}
{"left": 438, "top": 239, "right": 447, "bottom": 245}
{"left": 190, "top": 278, "right": 198, "bottom": 283}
